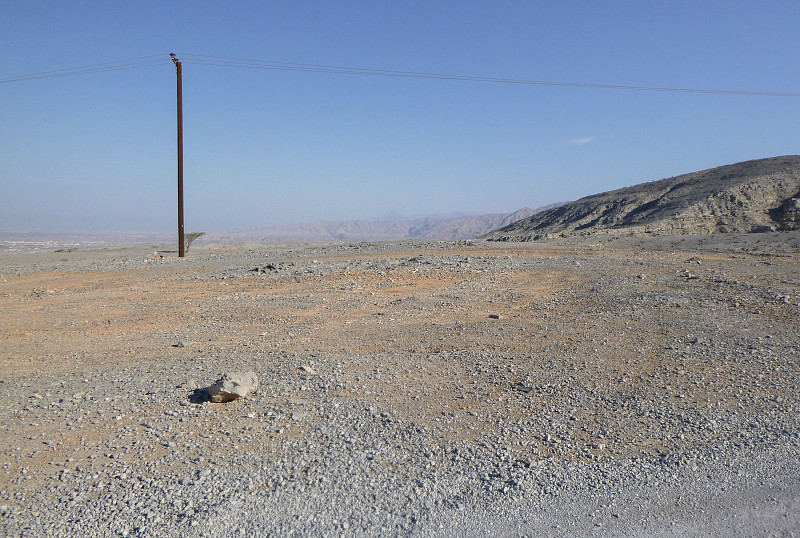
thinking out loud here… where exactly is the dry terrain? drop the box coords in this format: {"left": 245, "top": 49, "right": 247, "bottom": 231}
{"left": 484, "top": 155, "right": 800, "bottom": 241}
{"left": 1, "top": 234, "right": 799, "bottom": 536}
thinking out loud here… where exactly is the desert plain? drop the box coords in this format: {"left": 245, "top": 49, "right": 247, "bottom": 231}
{"left": 0, "top": 233, "right": 799, "bottom": 536}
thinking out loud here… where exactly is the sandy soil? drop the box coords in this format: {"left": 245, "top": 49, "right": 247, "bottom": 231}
{"left": 1, "top": 235, "right": 798, "bottom": 536}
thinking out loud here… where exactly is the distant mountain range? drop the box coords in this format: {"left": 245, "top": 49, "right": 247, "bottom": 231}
{"left": 13, "top": 156, "right": 797, "bottom": 250}
{"left": 209, "top": 206, "right": 555, "bottom": 243}
{"left": 482, "top": 156, "right": 800, "bottom": 242}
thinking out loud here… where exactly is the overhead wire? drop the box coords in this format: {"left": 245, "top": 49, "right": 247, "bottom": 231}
{"left": 2, "top": 52, "right": 799, "bottom": 97}
{"left": 0, "top": 54, "right": 166, "bottom": 84}
{"left": 177, "top": 52, "right": 800, "bottom": 97}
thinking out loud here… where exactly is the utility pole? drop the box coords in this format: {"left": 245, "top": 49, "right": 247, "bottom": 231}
{"left": 170, "top": 53, "right": 185, "bottom": 257}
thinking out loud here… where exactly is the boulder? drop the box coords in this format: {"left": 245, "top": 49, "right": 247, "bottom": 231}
{"left": 208, "top": 371, "right": 259, "bottom": 403}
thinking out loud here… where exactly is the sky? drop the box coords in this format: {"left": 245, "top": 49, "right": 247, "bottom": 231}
{"left": 2, "top": 1, "right": 800, "bottom": 234}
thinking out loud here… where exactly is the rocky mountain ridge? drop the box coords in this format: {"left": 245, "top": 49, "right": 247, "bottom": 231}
{"left": 483, "top": 155, "right": 800, "bottom": 241}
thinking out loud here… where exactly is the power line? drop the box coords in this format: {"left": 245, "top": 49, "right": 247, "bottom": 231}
{"left": 3, "top": 52, "right": 799, "bottom": 97}
{"left": 0, "top": 54, "right": 166, "bottom": 84}
{"left": 177, "top": 52, "right": 800, "bottom": 97}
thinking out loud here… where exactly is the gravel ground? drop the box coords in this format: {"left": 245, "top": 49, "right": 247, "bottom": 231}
{"left": 0, "top": 233, "right": 798, "bottom": 536}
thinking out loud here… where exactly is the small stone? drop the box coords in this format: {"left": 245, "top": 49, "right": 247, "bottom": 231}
{"left": 175, "top": 341, "right": 189, "bottom": 348}
{"left": 488, "top": 314, "right": 502, "bottom": 319}
{"left": 298, "top": 365, "right": 316, "bottom": 375}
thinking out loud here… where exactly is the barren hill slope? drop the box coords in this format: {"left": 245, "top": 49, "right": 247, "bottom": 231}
{"left": 483, "top": 155, "right": 800, "bottom": 241}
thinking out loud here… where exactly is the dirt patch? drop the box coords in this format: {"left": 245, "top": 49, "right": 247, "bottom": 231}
{"left": 0, "top": 238, "right": 798, "bottom": 535}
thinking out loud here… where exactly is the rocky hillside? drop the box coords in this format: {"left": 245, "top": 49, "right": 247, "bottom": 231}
{"left": 211, "top": 207, "right": 542, "bottom": 242}
{"left": 482, "top": 156, "right": 800, "bottom": 241}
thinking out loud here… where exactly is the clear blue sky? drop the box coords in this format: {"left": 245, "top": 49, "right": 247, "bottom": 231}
{"left": 2, "top": 1, "right": 799, "bottom": 233}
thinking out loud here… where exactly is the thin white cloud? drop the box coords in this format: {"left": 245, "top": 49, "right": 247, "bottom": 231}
{"left": 566, "top": 136, "right": 596, "bottom": 146}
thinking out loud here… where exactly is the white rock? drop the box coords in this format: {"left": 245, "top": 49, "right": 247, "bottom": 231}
{"left": 208, "top": 371, "right": 259, "bottom": 403}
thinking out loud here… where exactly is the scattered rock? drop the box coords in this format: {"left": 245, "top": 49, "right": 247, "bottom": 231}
{"left": 3, "top": 234, "right": 800, "bottom": 537}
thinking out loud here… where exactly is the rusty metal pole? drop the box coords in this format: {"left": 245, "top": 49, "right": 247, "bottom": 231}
{"left": 171, "top": 53, "right": 185, "bottom": 257}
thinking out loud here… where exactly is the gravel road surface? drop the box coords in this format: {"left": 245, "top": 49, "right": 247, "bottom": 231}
{"left": 1, "top": 234, "right": 798, "bottom": 536}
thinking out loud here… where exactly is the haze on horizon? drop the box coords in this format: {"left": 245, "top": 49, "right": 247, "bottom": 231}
{"left": 2, "top": 2, "right": 799, "bottom": 234}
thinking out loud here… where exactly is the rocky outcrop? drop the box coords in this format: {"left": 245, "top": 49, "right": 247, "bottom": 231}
{"left": 482, "top": 156, "right": 800, "bottom": 241}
